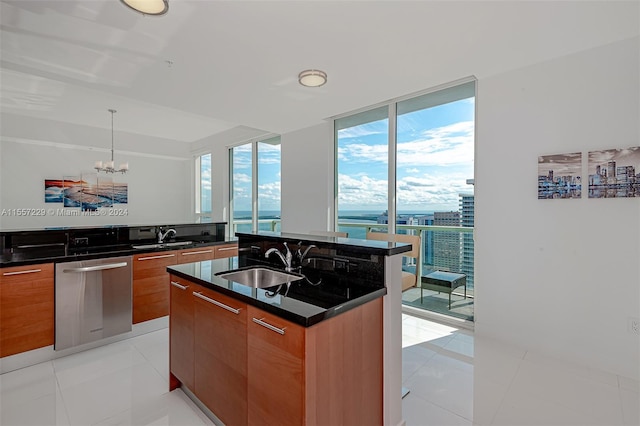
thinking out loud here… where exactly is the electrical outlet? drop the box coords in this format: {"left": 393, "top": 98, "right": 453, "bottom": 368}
{"left": 628, "top": 317, "right": 640, "bottom": 336}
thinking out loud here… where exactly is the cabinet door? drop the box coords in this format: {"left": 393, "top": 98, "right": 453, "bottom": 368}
{"left": 132, "top": 252, "right": 177, "bottom": 323}
{"left": 177, "top": 247, "right": 214, "bottom": 264}
{"left": 194, "top": 287, "right": 247, "bottom": 426}
{"left": 0, "top": 263, "right": 54, "bottom": 357}
{"left": 169, "top": 275, "right": 196, "bottom": 390}
{"left": 247, "top": 306, "right": 305, "bottom": 426}
{"left": 213, "top": 243, "right": 238, "bottom": 259}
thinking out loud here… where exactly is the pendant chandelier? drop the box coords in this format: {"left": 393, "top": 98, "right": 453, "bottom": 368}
{"left": 95, "top": 109, "right": 128, "bottom": 174}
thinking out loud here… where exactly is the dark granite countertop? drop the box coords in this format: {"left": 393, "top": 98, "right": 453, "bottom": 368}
{"left": 237, "top": 231, "right": 412, "bottom": 257}
{"left": 1, "top": 223, "right": 230, "bottom": 267}
{"left": 167, "top": 258, "right": 387, "bottom": 327}
{"left": 0, "top": 240, "right": 235, "bottom": 267}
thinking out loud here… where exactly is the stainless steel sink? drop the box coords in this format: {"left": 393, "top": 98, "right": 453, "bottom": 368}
{"left": 216, "top": 267, "right": 302, "bottom": 288}
{"left": 132, "top": 241, "right": 193, "bottom": 249}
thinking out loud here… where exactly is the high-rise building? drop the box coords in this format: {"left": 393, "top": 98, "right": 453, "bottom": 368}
{"left": 416, "top": 214, "right": 434, "bottom": 267}
{"left": 460, "top": 193, "right": 475, "bottom": 290}
{"left": 433, "top": 211, "right": 460, "bottom": 272}
{"left": 607, "top": 161, "right": 617, "bottom": 183}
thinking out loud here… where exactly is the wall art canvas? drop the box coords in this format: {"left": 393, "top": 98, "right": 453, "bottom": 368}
{"left": 62, "top": 176, "right": 84, "bottom": 208}
{"left": 81, "top": 173, "right": 113, "bottom": 211}
{"left": 44, "top": 175, "right": 128, "bottom": 208}
{"left": 538, "top": 152, "right": 582, "bottom": 199}
{"left": 588, "top": 147, "right": 640, "bottom": 198}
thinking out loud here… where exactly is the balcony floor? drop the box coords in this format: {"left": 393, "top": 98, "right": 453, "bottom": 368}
{"left": 402, "top": 286, "right": 474, "bottom": 321}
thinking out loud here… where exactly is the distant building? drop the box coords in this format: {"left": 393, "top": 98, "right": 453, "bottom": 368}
{"left": 416, "top": 214, "right": 434, "bottom": 266}
{"left": 433, "top": 211, "right": 461, "bottom": 272}
{"left": 460, "top": 193, "right": 475, "bottom": 289}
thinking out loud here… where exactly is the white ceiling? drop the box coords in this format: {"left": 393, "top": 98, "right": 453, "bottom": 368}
{"left": 1, "top": 0, "right": 638, "bottom": 145}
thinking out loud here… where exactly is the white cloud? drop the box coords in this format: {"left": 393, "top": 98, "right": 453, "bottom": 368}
{"left": 233, "top": 173, "right": 251, "bottom": 184}
{"left": 397, "top": 121, "right": 474, "bottom": 167}
{"left": 338, "top": 173, "right": 388, "bottom": 209}
{"left": 337, "top": 143, "right": 388, "bottom": 163}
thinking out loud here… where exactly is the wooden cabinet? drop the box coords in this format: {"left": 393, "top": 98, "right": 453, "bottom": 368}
{"left": 0, "top": 263, "right": 54, "bottom": 357}
{"left": 169, "top": 276, "right": 383, "bottom": 426}
{"left": 247, "top": 298, "right": 383, "bottom": 426}
{"left": 194, "top": 286, "right": 247, "bottom": 426}
{"left": 133, "top": 242, "right": 237, "bottom": 325}
{"left": 177, "top": 247, "right": 214, "bottom": 263}
{"left": 213, "top": 242, "right": 238, "bottom": 259}
{"left": 169, "top": 274, "right": 196, "bottom": 390}
{"left": 133, "top": 251, "right": 177, "bottom": 324}
{"left": 247, "top": 306, "right": 305, "bottom": 426}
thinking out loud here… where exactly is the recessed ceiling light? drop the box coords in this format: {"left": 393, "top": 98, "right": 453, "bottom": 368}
{"left": 120, "top": 0, "right": 169, "bottom": 16}
{"left": 298, "top": 69, "right": 327, "bottom": 87}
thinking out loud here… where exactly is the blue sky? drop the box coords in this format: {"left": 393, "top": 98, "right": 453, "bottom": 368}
{"left": 227, "top": 97, "right": 475, "bottom": 216}
{"left": 232, "top": 142, "right": 281, "bottom": 214}
{"left": 338, "top": 98, "right": 475, "bottom": 213}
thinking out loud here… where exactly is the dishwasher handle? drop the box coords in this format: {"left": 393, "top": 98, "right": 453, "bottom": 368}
{"left": 62, "top": 262, "right": 129, "bottom": 273}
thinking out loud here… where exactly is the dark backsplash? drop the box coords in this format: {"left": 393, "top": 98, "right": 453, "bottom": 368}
{"left": 1, "top": 223, "right": 227, "bottom": 260}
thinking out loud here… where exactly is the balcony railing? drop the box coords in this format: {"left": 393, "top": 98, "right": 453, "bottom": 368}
{"left": 230, "top": 218, "right": 474, "bottom": 320}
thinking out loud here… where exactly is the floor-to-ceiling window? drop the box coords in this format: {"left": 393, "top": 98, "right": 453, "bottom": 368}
{"left": 230, "top": 143, "right": 253, "bottom": 233}
{"left": 195, "top": 153, "right": 212, "bottom": 222}
{"left": 336, "top": 106, "right": 389, "bottom": 240}
{"left": 335, "top": 79, "right": 475, "bottom": 321}
{"left": 395, "top": 82, "right": 475, "bottom": 321}
{"left": 257, "top": 137, "right": 281, "bottom": 232}
{"left": 230, "top": 137, "right": 281, "bottom": 234}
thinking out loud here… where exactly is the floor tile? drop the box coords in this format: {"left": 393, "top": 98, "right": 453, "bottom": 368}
{"left": 402, "top": 343, "right": 437, "bottom": 382}
{"left": 509, "top": 358, "right": 624, "bottom": 424}
{"left": 404, "top": 358, "right": 474, "bottom": 420}
{"left": 2, "top": 313, "right": 635, "bottom": 426}
{"left": 0, "top": 361, "right": 57, "bottom": 409}
{"left": 620, "top": 388, "right": 640, "bottom": 426}
{"left": 53, "top": 340, "right": 147, "bottom": 390}
{"left": 59, "top": 363, "right": 168, "bottom": 425}
{"left": 93, "top": 389, "right": 213, "bottom": 426}
{"left": 403, "top": 392, "right": 471, "bottom": 426}
{"left": 619, "top": 375, "right": 640, "bottom": 393}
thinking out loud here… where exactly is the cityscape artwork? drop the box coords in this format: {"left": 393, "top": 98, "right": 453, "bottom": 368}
{"left": 537, "top": 152, "right": 582, "bottom": 199}
{"left": 588, "top": 147, "right": 640, "bottom": 198}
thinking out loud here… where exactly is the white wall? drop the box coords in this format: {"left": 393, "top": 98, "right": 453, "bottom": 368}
{"left": 0, "top": 115, "right": 193, "bottom": 229}
{"left": 280, "top": 122, "right": 334, "bottom": 234}
{"left": 475, "top": 36, "right": 640, "bottom": 380}
{"left": 277, "top": 38, "right": 639, "bottom": 380}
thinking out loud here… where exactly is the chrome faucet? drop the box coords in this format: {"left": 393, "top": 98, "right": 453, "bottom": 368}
{"left": 296, "top": 242, "right": 317, "bottom": 265}
{"left": 265, "top": 242, "right": 293, "bottom": 272}
{"left": 157, "top": 228, "right": 176, "bottom": 243}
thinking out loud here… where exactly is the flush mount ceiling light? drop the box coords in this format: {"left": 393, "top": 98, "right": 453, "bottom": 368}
{"left": 95, "top": 109, "right": 128, "bottom": 174}
{"left": 119, "top": 0, "right": 169, "bottom": 16}
{"left": 298, "top": 69, "right": 327, "bottom": 87}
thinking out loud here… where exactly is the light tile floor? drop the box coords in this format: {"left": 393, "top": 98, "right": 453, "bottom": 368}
{"left": 401, "top": 313, "right": 639, "bottom": 426}
{"left": 1, "top": 314, "right": 638, "bottom": 425}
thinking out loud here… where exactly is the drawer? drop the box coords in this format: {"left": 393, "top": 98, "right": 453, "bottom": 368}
{"left": 178, "top": 247, "right": 215, "bottom": 263}
{"left": 0, "top": 263, "right": 54, "bottom": 284}
{"left": 213, "top": 243, "right": 238, "bottom": 259}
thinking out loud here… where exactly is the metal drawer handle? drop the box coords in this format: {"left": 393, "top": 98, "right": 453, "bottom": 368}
{"left": 2, "top": 268, "right": 42, "bottom": 276}
{"left": 15, "top": 243, "right": 65, "bottom": 249}
{"left": 217, "top": 246, "right": 237, "bottom": 251}
{"left": 193, "top": 291, "right": 241, "bottom": 315}
{"left": 181, "top": 250, "right": 213, "bottom": 256}
{"left": 63, "top": 262, "right": 128, "bottom": 273}
{"left": 170, "top": 281, "right": 189, "bottom": 290}
{"left": 252, "top": 317, "right": 286, "bottom": 335}
{"left": 137, "top": 253, "right": 176, "bottom": 261}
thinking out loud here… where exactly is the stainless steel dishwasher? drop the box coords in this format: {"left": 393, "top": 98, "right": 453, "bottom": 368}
{"left": 55, "top": 255, "right": 132, "bottom": 350}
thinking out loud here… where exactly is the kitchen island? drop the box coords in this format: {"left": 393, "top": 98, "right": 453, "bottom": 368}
{"left": 167, "top": 231, "right": 411, "bottom": 426}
